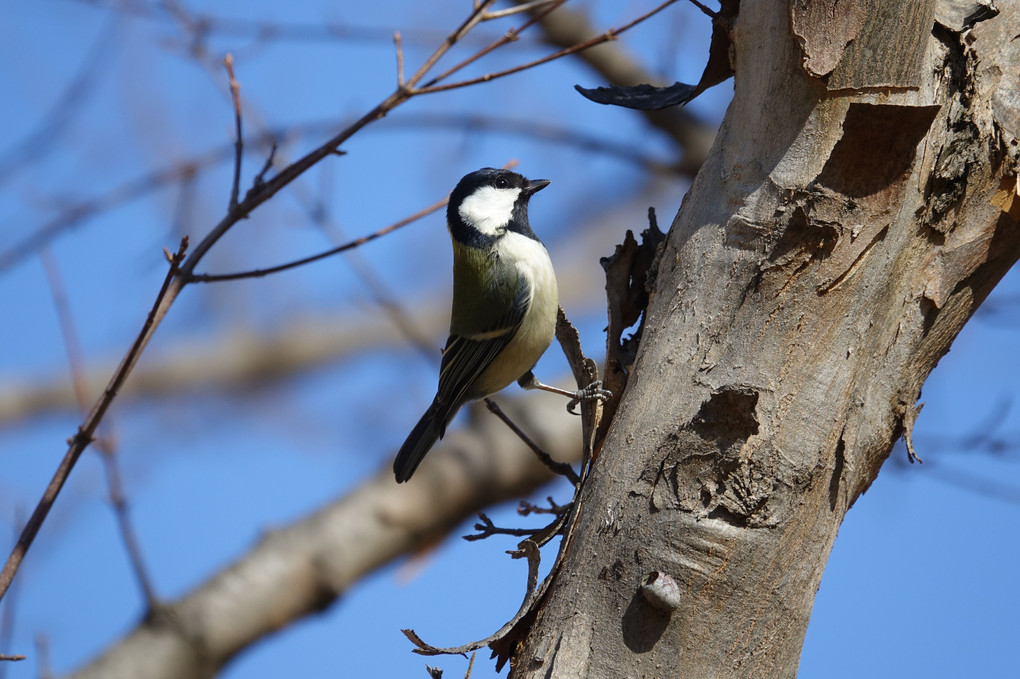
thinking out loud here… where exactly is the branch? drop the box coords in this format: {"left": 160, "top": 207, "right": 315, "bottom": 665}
{"left": 403, "top": 540, "right": 543, "bottom": 657}
{"left": 485, "top": 399, "right": 579, "bottom": 484}
{"left": 415, "top": 0, "right": 682, "bottom": 95}
{"left": 462, "top": 512, "right": 547, "bottom": 542}
{"left": 223, "top": 53, "right": 243, "bottom": 211}
{"left": 185, "top": 193, "right": 446, "bottom": 282}
{"left": 70, "top": 0, "right": 512, "bottom": 48}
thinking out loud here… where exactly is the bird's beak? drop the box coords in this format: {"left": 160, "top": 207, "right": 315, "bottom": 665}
{"left": 524, "top": 178, "right": 551, "bottom": 196}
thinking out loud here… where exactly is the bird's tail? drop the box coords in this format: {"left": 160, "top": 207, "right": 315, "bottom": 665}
{"left": 393, "top": 399, "right": 456, "bottom": 483}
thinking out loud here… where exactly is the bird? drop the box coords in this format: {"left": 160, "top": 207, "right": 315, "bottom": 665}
{"left": 394, "top": 167, "right": 607, "bottom": 483}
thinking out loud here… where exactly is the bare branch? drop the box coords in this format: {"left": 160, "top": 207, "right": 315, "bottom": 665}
{"left": 403, "top": 540, "right": 543, "bottom": 656}
{"left": 186, "top": 193, "right": 448, "bottom": 283}
{"left": 223, "top": 53, "right": 243, "bottom": 211}
{"left": 416, "top": 0, "right": 682, "bottom": 95}
{"left": 419, "top": 1, "right": 566, "bottom": 89}
{"left": 685, "top": 0, "right": 719, "bottom": 20}
{"left": 485, "top": 400, "right": 579, "bottom": 485}
{"left": 462, "top": 512, "right": 547, "bottom": 542}
{"left": 483, "top": 0, "right": 561, "bottom": 21}
{"left": 395, "top": 31, "right": 405, "bottom": 87}
{"left": 517, "top": 496, "right": 567, "bottom": 517}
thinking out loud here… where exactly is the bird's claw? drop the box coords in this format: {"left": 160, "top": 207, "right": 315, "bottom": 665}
{"left": 566, "top": 381, "right": 612, "bottom": 415}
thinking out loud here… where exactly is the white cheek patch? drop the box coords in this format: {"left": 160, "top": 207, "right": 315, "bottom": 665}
{"left": 458, "top": 186, "right": 521, "bottom": 236}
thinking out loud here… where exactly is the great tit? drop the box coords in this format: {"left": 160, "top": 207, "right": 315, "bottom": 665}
{"left": 394, "top": 167, "right": 597, "bottom": 483}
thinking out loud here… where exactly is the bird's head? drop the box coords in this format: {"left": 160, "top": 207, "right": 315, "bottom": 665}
{"left": 448, "top": 168, "right": 550, "bottom": 247}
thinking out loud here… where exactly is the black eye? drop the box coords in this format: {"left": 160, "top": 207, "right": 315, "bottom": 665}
{"left": 495, "top": 177, "right": 510, "bottom": 189}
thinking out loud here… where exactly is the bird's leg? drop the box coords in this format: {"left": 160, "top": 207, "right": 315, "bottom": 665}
{"left": 517, "top": 371, "right": 612, "bottom": 415}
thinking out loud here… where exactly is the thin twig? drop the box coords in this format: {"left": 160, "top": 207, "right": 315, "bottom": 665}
{"left": 224, "top": 53, "right": 243, "bottom": 211}
{"left": 252, "top": 143, "right": 277, "bottom": 189}
{"left": 186, "top": 194, "right": 448, "bottom": 282}
{"left": 482, "top": 0, "right": 561, "bottom": 21}
{"left": 0, "top": 238, "right": 189, "bottom": 603}
{"left": 685, "top": 0, "right": 719, "bottom": 20}
{"left": 485, "top": 399, "right": 579, "bottom": 485}
{"left": 404, "top": 0, "right": 496, "bottom": 88}
{"left": 0, "top": 510, "right": 23, "bottom": 677}
{"left": 518, "top": 496, "right": 567, "bottom": 517}
{"left": 403, "top": 540, "right": 543, "bottom": 656}
{"left": 463, "top": 512, "right": 545, "bottom": 542}
{"left": 394, "top": 31, "right": 405, "bottom": 87}
{"left": 418, "top": 0, "right": 681, "bottom": 94}
{"left": 420, "top": 0, "right": 566, "bottom": 88}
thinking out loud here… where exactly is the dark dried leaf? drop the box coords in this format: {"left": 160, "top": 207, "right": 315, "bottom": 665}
{"left": 574, "top": 82, "right": 699, "bottom": 110}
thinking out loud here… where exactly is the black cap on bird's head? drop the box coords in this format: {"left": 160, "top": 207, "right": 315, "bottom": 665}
{"left": 448, "top": 168, "right": 550, "bottom": 246}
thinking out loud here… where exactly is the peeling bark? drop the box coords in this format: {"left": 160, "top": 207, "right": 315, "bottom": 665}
{"left": 512, "top": 2, "right": 1020, "bottom": 677}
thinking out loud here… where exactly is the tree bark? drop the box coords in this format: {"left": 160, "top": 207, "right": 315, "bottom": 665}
{"left": 513, "top": 2, "right": 1020, "bottom": 677}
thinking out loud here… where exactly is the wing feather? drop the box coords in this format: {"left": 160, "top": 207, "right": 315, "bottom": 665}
{"left": 433, "top": 275, "right": 531, "bottom": 433}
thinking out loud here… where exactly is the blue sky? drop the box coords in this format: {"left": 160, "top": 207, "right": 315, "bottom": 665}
{"left": 0, "top": 1, "right": 1017, "bottom": 677}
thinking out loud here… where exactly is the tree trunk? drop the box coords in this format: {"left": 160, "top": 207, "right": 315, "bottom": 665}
{"left": 512, "top": 2, "right": 1020, "bottom": 677}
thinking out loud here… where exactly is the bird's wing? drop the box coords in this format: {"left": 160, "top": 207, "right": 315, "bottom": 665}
{"left": 434, "top": 275, "right": 531, "bottom": 426}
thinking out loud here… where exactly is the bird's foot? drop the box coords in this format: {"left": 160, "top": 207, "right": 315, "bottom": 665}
{"left": 566, "top": 380, "right": 612, "bottom": 415}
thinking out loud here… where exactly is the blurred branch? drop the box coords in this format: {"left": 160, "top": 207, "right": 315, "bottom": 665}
{"left": 0, "top": 238, "right": 187, "bottom": 606}
{"left": 71, "top": 0, "right": 521, "bottom": 47}
{"left": 294, "top": 173, "right": 439, "bottom": 360}
{"left": 40, "top": 250, "right": 160, "bottom": 609}
{"left": 0, "top": 112, "right": 670, "bottom": 274}
{"left": 0, "top": 230, "right": 619, "bottom": 425}
{"left": 63, "top": 395, "right": 580, "bottom": 679}
{"left": 926, "top": 464, "right": 1020, "bottom": 506}
{"left": 1, "top": 140, "right": 241, "bottom": 273}
{"left": 974, "top": 292, "right": 1020, "bottom": 326}
{"left": 386, "top": 113, "right": 681, "bottom": 173}
{"left": 0, "top": 15, "right": 119, "bottom": 188}
{"left": 523, "top": 0, "right": 718, "bottom": 173}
